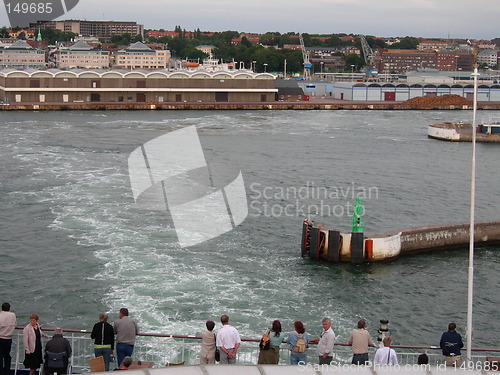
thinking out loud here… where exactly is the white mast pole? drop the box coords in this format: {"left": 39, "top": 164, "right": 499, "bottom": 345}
{"left": 466, "top": 66, "right": 479, "bottom": 364}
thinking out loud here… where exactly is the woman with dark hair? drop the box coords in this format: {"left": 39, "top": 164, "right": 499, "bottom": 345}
{"left": 23, "top": 313, "right": 48, "bottom": 375}
{"left": 286, "top": 321, "right": 309, "bottom": 365}
{"left": 91, "top": 312, "right": 115, "bottom": 371}
{"left": 258, "top": 320, "right": 284, "bottom": 364}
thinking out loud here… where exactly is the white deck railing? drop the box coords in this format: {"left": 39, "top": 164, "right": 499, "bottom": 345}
{"left": 10, "top": 328, "right": 500, "bottom": 373}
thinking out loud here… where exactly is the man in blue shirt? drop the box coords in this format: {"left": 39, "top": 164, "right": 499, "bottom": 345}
{"left": 440, "top": 323, "right": 463, "bottom": 367}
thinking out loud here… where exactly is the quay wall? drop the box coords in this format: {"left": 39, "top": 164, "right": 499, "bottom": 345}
{"left": 3, "top": 102, "right": 500, "bottom": 111}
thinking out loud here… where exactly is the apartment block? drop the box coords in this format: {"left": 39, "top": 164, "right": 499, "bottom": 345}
{"left": 376, "top": 49, "right": 473, "bottom": 73}
{"left": 29, "top": 20, "right": 144, "bottom": 39}
{"left": 0, "top": 40, "right": 46, "bottom": 68}
{"left": 56, "top": 41, "right": 110, "bottom": 69}
{"left": 477, "top": 50, "right": 500, "bottom": 68}
{"left": 113, "top": 42, "right": 170, "bottom": 70}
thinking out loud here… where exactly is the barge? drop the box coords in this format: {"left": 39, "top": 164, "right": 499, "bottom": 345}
{"left": 428, "top": 120, "right": 500, "bottom": 142}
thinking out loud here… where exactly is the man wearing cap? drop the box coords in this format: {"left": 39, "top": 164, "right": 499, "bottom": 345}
{"left": 0, "top": 303, "right": 17, "bottom": 375}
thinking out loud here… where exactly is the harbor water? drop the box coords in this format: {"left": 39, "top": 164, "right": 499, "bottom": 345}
{"left": 1, "top": 109, "right": 500, "bottom": 350}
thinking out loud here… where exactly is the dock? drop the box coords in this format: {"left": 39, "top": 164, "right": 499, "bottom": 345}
{"left": 3, "top": 100, "right": 500, "bottom": 111}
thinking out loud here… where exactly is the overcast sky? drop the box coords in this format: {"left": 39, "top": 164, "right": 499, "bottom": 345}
{"left": 1, "top": 0, "right": 499, "bottom": 40}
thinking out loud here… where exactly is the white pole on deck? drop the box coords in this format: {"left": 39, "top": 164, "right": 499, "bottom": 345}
{"left": 466, "top": 67, "right": 479, "bottom": 364}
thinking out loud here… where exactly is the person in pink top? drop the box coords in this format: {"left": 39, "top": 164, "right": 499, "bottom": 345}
{"left": 23, "top": 314, "right": 48, "bottom": 375}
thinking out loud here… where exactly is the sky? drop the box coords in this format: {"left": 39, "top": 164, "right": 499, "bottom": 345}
{"left": 1, "top": 0, "right": 499, "bottom": 40}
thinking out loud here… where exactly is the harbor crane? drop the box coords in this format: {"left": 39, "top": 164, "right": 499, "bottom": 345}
{"left": 359, "top": 35, "right": 379, "bottom": 79}
{"left": 299, "top": 33, "right": 312, "bottom": 80}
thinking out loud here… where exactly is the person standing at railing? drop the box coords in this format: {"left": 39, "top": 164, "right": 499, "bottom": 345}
{"left": 257, "top": 320, "right": 283, "bottom": 364}
{"left": 200, "top": 320, "right": 216, "bottom": 365}
{"left": 285, "top": 321, "right": 310, "bottom": 365}
{"left": 0, "top": 302, "right": 17, "bottom": 375}
{"left": 216, "top": 315, "right": 241, "bottom": 364}
{"left": 22, "top": 313, "right": 48, "bottom": 375}
{"left": 439, "top": 322, "right": 463, "bottom": 367}
{"left": 348, "top": 319, "right": 374, "bottom": 365}
{"left": 113, "top": 308, "right": 138, "bottom": 368}
{"left": 91, "top": 313, "right": 115, "bottom": 371}
{"left": 311, "top": 318, "right": 335, "bottom": 365}
{"left": 373, "top": 336, "right": 398, "bottom": 365}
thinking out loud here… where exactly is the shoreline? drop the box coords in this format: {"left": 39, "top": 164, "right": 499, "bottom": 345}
{"left": 2, "top": 100, "right": 500, "bottom": 110}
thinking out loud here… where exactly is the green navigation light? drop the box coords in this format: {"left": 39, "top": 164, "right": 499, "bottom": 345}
{"left": 351, "top": 197, "right": 364, "bottom": 233}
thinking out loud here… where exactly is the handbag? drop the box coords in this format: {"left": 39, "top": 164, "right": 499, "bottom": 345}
{"left": 214, "top": 334, "right": 220, "bottom": 362}
{"left": 259, "top": 329, "right": 271, "bottom": 350}
{"left": 45, "top": 351, "right": 66, "bottom": 369}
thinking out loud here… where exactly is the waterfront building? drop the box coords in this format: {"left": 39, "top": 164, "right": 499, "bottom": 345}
{"left": 294, "top": 68, "right": 500, "bottom": 101}
{"left": 376, "top": 49, "right": 474, "bottom": 74}
{"left": 376, "top": 49, "right": 437, "bottom": 73}
{"left": 310, "top": 56, "right": 344, "bottom": 71}
{"left": 417, "top": 40, "right": 454, "bottom": 51}
{"left": 0, "top": 69, "right": 277, "bottom": 104}
{"left": 329, "top": 80, "right": 500, "bottom": 102}
{"left": 112, "top": 42, "right": 170, "bottom": 70}
{"left": 56, "top": 41, "right": 110, "bottom": 69}
{"left": 29, "top": 20, "right": 144, "bottom": 40}
{"left": 0, "top": 40, "right": 46, "bottom": 68}
{"left": 477, "top": 50, "right": 500, "bottom": 68}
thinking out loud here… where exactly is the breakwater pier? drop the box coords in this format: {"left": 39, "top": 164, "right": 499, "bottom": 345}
{"left": 302, "top": 220, "right": 500, "bottom": 263}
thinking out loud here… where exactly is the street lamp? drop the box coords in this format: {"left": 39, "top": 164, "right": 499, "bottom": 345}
{"left": 252, "top": 60, "right": 256, "bottom": 73}
{"left": 350, "top": 64, "right": 355, "bottom": 81}
{"left": 455, "top": 55, "right": 459, "bottom": 81}
{"left": 320, "top": 61, "right": 324, "bottom": 79}
{"left": 263, "top": 63, "right": 268, "bottom": 73}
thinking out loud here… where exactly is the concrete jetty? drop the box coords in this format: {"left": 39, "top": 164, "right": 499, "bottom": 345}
{"left": 302, "top": 220, "right": 500, "bottom": 263}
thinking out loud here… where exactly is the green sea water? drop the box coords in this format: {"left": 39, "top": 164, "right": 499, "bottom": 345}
{"left": 1, "top": 109, "right": 499, "bottom": 348}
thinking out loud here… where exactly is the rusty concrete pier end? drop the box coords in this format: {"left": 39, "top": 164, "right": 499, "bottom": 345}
{"left": 302, "top": 220, "right": 500, "bottom": 263}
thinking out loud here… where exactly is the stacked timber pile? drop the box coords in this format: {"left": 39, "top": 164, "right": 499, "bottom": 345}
{"left": 403, "top": 94, "right": 472, "bottom": 106}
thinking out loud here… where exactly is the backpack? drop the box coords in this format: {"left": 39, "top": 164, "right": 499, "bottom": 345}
{"left": 293, "top": 336, "right": 307, "bottom": 353}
